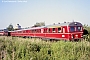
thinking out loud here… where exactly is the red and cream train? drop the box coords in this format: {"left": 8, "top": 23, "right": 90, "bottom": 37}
{"left": 0, "top": 22, "right": 83, "bottom": 41}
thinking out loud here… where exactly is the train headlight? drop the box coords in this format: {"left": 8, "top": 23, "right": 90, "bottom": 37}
{"left": 75, "top": 35, "right": 78, "bottom": 37}
{"left": 81, "top": 36, "right": 83, "bottom": 37}
{"left": 72, "top": 36, "right": 73, "bottom": 38}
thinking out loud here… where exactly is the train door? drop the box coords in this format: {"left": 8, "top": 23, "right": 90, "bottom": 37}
{"left": 61, "top": 27, "right": 65, "bottom": 38}
{"left": 62, "top": 27, "right": 65, "bottom": 33}
{"left": 41, "top": 29, "right": 43, "bottom": 33}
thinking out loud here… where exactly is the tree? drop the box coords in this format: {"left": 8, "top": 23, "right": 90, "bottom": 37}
{"left": 33, "top": 22, "right": 45, "bottom": 27}
{"left": 7, "top": 24, "right": 14, "bottom": 31}
{"left": 83, "top": 24, "right": 90, "bottom": 35}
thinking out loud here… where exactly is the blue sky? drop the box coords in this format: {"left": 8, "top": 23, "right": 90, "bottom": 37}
{"left": 0, "top": 0, "right": 90, "bottom": 29}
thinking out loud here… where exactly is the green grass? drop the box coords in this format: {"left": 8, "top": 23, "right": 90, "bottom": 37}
{"left": 0, "top": 36, "right": 90, "bottom": 60}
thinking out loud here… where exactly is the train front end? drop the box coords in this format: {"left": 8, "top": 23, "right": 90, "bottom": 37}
{"left": 68, "top": 22, "right": 83, "bottom": 41}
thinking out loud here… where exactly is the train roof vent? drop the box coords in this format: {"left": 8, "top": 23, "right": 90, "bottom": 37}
{"left": 53, "top": 23, "right": 55, "bottom": 25}
{"left": 74, "top": 22, "right": 77, "bottom": 25}
{"left": 64, "top": 22, "right": 66, "bottom": 23}
{"left": 58, "top": 23, "right": 60, "bottom": 24}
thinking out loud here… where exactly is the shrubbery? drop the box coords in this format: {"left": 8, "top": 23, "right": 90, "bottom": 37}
{"left": 0, "top": 36, "right": 90, "bottom": 60}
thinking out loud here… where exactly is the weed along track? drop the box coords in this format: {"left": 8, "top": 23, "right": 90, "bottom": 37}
{"left": 0, "top": 36, "right": 90, "bottom": 60}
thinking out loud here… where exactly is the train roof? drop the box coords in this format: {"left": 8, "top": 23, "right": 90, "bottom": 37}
{"left": 9, "top": 21, "right": 82, "bottom": 32}
{"left": 0, "top": 29, "right": 8, "bottom": 31}
{"left": 46, "top": 22, "right": 82, "bottom": 28}
{"left": 10, "top": 26, "right": 46, "bottom": 32}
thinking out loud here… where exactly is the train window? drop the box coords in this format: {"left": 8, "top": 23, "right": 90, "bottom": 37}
{"left": 34, "top": 30, "right": 36, "bottom": 33}
{"left": 43, "top": 29, "right": 46, "bottom": 33}
{"left": 58, "top": 28, "right": 61, "bottom": 33}
{"left": 39, "top": 29, "right": 41, "bottom": 33}
{"left": 24, "top": 31, "right": 26, "bottom": 33}
{"left": 70, "top": 26, "right": 75, "bottom": 32}
{"left": 18, "top": 31, "right": 20, "bottom": 33}
{"left": 31, "top": 30, "right": 34, "bottom": 33}
{"left": 33, "top": 30, "right": 34, "bottom": 33}
{"left": 28, "top": 30, "right": 30, "bottom": 33}
{"left": 36, "top": 30, "right": 37, "bottom": 33}
{"left": 49, "top": 28, "right": 51, "bottom": 33}
{"left": 52, "top": 28, "right": 56, "bottom": 33}
{"left": 42, "top": 29, "right": 46, "bottom": 33}
{"left": 26, "top": 30, "right": 28, "bottom": 33}
{"left": 33, "top": 30, "right": 35, "bottom": 33}
{"left": 37, "top": 29, "right": 40, "bottom": 33}
{"left": 20, "top": 31, "right": 22, "bottom": 33}
{"left": 23, "top": 31, "right": 25, "bottom": 33}
{"left": 76, "top": 26, "right": 81, "bottom": 31}
{"left": 47, "top": 28, "right": 50, "bottom": 33}
{"left": 37, "top": 30, "right": 39, "bottom": 33}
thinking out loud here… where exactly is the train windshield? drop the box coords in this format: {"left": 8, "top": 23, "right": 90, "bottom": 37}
{"left": 70, "top": 26, "right": 75, "bottom": 32}
{"left": 70, "top": 26, "right": 82, "bottom": 32}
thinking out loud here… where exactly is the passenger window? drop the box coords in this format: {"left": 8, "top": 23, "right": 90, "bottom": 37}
{"left": 49, "top": 28, "right": 50, "bottom": 33}
{"left": 44, "top": 29, "right": 47, "bottom": 33}
{"left": 35, "top": 30, "right": 36, "bottom": 33}
{"left": 32, "top": 30, "right": 34, "bottom": 33}
{"left": 47, "top": 28, "right": 50, "bottom": 33}
{"left": 47, "top": 29, "right": 48, "bottom": 33}
{"left": 52, "top": 28, "right": 56, "bottom": 33}
{"left": 39, "top": 29, "right": 41, "bottom": 33}
{"left": 58, "top": 28, "right": 61, "bottom": 33}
